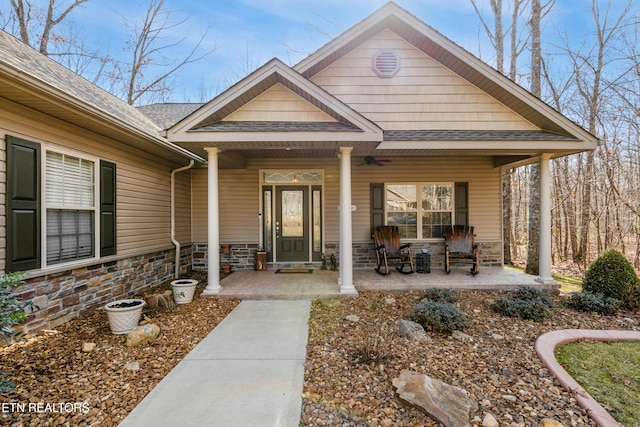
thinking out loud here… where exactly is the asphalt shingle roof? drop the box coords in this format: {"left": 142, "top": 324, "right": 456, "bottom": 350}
{"left": 193, "top": 121, "right": 362, "bottom": 132}
{"left": 0, "top": 30, "right": 162, "bottom": 137}
{"left": 383, "top": 129, "right": 578, "bottom": 141}
{"left": 137, "top": 103, "right": 204, "bottom": 130}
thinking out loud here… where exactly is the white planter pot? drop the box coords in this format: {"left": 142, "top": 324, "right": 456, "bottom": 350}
{"left": 105, "top": 299, "right": 145, "bottom": 334}
{"left": 171, "top": 279, "right": 199, "bottom": 304}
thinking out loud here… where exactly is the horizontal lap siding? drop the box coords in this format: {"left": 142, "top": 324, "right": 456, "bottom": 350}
{"left": 223, "top": 83, "right": 335, "bottom": 122}
{"left": 310, "top": 30, "right": 537, "bottom": 131}
{"left": 0, "top": 100, "right": 192, "bottom": 267}
{"left": 191, "top": 159, "right": 340, "bottom": 243}
{"left": 191, "top": 158, "right": 498, "bottom": 246}
{"left": 350, "top": 157, "right": 501, "bottom": 243}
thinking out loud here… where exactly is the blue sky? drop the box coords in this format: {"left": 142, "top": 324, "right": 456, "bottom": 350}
{"left": 67, "top": 0, "right": 633, "bottom": 103}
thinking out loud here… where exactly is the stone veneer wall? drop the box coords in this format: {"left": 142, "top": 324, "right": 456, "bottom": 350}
{"left": 191, "top": 241, "right": 503, "bottom": 271}
{"left": 13, "top": 247, "right": 192, "bottom": 333}
{"left": 192, "top": 243, "right": 263, "bottom": 272}
{"left": 332, "top": 240, "right": 502, "bottom": 269}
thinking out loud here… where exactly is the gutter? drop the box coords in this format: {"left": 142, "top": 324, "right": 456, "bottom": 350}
{"left": 171, "top": 160, "right": 194, "bottom": 279}
{"left": 0, "top": 62, "right": 206, "bottom": 164}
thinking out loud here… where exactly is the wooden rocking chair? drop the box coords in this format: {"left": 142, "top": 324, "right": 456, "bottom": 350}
{"left": 373, "top": 226, "right": 414, "bottom": 275}
{"left": 444, "top": 225, "right": 480, "bottom": 275}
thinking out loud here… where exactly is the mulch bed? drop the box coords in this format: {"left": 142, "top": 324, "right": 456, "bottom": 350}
{"left": 0, "top": 280, "right": 239, "bottom": 427}
{"left": 301, "top": 290, "right": 640, "bottom": 426}
{"left": 1, "top": 282, "right": 638, "bottom": 426}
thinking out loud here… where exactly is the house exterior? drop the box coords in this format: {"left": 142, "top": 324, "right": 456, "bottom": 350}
{"left": 1, "top": 3, "right": 597, "bottom": 332}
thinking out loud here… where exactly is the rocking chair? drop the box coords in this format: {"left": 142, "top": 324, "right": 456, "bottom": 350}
{"left": 373, "top": 226, "right": 414, "bottom": 275}
{"left": 444, "top": 225, "right": 480, "bottom": 275}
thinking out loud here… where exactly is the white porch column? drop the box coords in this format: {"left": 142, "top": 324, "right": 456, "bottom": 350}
{"left": 536, "top": 153, "right": 555, "bottom": 284}
{"left": 339, "top": 146, "right": 356, "bottom": 294}
{"left": 202, "top": 148, "right": 222, "bottom": 294}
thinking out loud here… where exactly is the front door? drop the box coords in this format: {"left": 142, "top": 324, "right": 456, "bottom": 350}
{"left": 276, "top": 186, "right": 309, "bottom": 262}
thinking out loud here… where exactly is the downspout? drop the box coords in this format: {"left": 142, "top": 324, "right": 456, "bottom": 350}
{"left": 171, "top": 160, "right": 194, "bottom": 279}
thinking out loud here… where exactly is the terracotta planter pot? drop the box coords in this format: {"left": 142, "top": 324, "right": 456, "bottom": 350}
{"left": 221, "top": 264, "right": 231, "bottom": 274}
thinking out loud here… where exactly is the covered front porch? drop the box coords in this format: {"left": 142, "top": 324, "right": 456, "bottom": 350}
{"left": 208, "top": 267, "right": 555, "bottom": 299}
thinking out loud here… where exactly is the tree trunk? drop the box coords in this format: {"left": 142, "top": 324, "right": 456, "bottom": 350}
{"left": 525, "top": 163, "right": 540, "bottom": 274}
{"left": 503, "top": 170, "right": 512, "bottom": 264}
{"left": 525, "top": 0, "right": 543, "bottom": 275}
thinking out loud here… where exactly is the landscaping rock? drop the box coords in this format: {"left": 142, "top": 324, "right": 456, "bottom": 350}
{"left": 397, "top": 319, "right": 431, "bottom": 342}
{"left": 125, "top": 324, "right": 160, "bottom": 347}
{"left": 621, "top": 317, "right": 635, "bottom": 327}
{"left": 385, "top": 297, "right": 396, "bottom": 305}
{"left": 345, "top": 314, "right": 359, "bottom": 322}
{"left": 82, "top": 342, "right": 96, "bottom": 352}
{"left": 124, "top": 361, "right": 140, "bottom": 371}
{"left": 393, "top": 369, "right": 477, "bottom": 427}
{"left": 541, "top": 419, "right": 566, "bottom": 427}
{"left": 482, "top": 413, "right": 499, "bottom": 427}
{"left": 452, "top": 330, "right": 473, "bottom": 342}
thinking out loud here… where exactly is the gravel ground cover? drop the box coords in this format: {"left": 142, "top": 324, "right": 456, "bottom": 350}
{"left": 0, "top": 280, "right": 239, "bottom": 427}
{"left": 2, "top": 283, "right": 639, "bottom": 427}
{"left": 301, "top": 290, "right": 640, "bottom": 427}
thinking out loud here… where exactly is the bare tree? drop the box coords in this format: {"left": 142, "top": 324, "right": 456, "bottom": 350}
{"left": 7, "top": 0, "right": 88, "bottom": 55}
{"left": 469, "top": 0, "right": 528, "bottom": 265}
{"left": 564, "top": 0, "right": 634, "bottom": 264}
{"left": 524, "top": 0, "right": 543, "bottom": 275}
{"left": 105, "top": 0, "right": 214, "bottom": 105}
{"left": 470, "top": 0, "right": 505, "bottom": 73}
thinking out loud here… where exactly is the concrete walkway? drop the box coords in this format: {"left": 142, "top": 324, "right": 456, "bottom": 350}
{"left": 119, "top": 300, "right": 311, "bottom": 427}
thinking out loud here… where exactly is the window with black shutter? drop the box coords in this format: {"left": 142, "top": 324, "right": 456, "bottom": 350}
{"left": 7, "top": 136, "right": 41, "bottom": 271}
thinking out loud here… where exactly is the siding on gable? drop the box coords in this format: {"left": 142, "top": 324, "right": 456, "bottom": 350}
{"left": 0, "top": 98, "right": 192, "bottom": 274}
{"left": 191, "top": 157, "right": 500, "bottom": 247}
{"left": 310, "top": 29, "right": 538, "bottom": 131}
{"left": 222, "top": 83, "right": 337, "bottom": 122}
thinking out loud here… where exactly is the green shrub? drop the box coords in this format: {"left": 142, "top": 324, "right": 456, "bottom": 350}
{"left": 582, "top": 249, "right": 640, "bottom": 308}
{"left": 1, "top": 272, "right": 30, "bottom": 344}
{"left": 512, "top": 286, "right": 553, "bottom": 307}
{"left": 491, "top": 286, "right": 553, "bottom": 322}
{"left": 410, "top": 300, "right": 469, "bottom": 333}
{"left": 421, "top": 288, "right": 459, "bottom": 304}
{"left": 0, "top": 272, "right": 31, "bottom": 392}
{"left": 567, "top": 292, "right": 621, "bottom": 315}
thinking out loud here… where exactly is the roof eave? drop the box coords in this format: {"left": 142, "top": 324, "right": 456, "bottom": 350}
{"left": 1, "top": 63, "right": 205, "bottom": 164}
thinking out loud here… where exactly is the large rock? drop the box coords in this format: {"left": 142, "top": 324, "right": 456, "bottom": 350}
{"left": 396, "top": 320, "right": 431, "bottom": 342}
{"left": 125, "top": 324, "right": 161, "bottom": 347}
{"left": 393, "top": 370, "right": 477, "bottom": 427}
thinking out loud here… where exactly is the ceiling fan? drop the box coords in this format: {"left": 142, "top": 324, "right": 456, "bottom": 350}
{"left": 358, "top": 156, "right": 392, "bottom": 166}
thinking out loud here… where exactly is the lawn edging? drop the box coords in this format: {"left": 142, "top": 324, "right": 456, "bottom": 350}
{"left": 535, "top": 329, "right": 640, "bottom": 427}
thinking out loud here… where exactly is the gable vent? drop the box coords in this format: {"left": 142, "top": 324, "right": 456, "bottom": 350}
{"left": 372, "top": 50, "right": 400, "bottom": 78}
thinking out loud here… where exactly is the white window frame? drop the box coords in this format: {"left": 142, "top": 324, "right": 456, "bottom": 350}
{"left": 384, "top": 182, "right": 455, "bottom": 240}
{"left": 41, "top": 146, "right": 101, "bottom": 269}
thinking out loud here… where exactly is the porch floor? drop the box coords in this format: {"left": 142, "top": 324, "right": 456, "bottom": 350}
{"left": 211, "top": 266, "right": 555, "bottom": 299}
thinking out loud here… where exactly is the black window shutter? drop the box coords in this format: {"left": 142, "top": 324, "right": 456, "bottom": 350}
{"left": 455, "top": 182, "right": 469, "bottom": 227}
{"left": 370, "top": 183, "right": 384, "bottom": 238}
{"left": 100, "top": 160, "right": 117, "bottom": 257}
{"left": 7, "top": 136, "right": 41, "bottom": 272}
